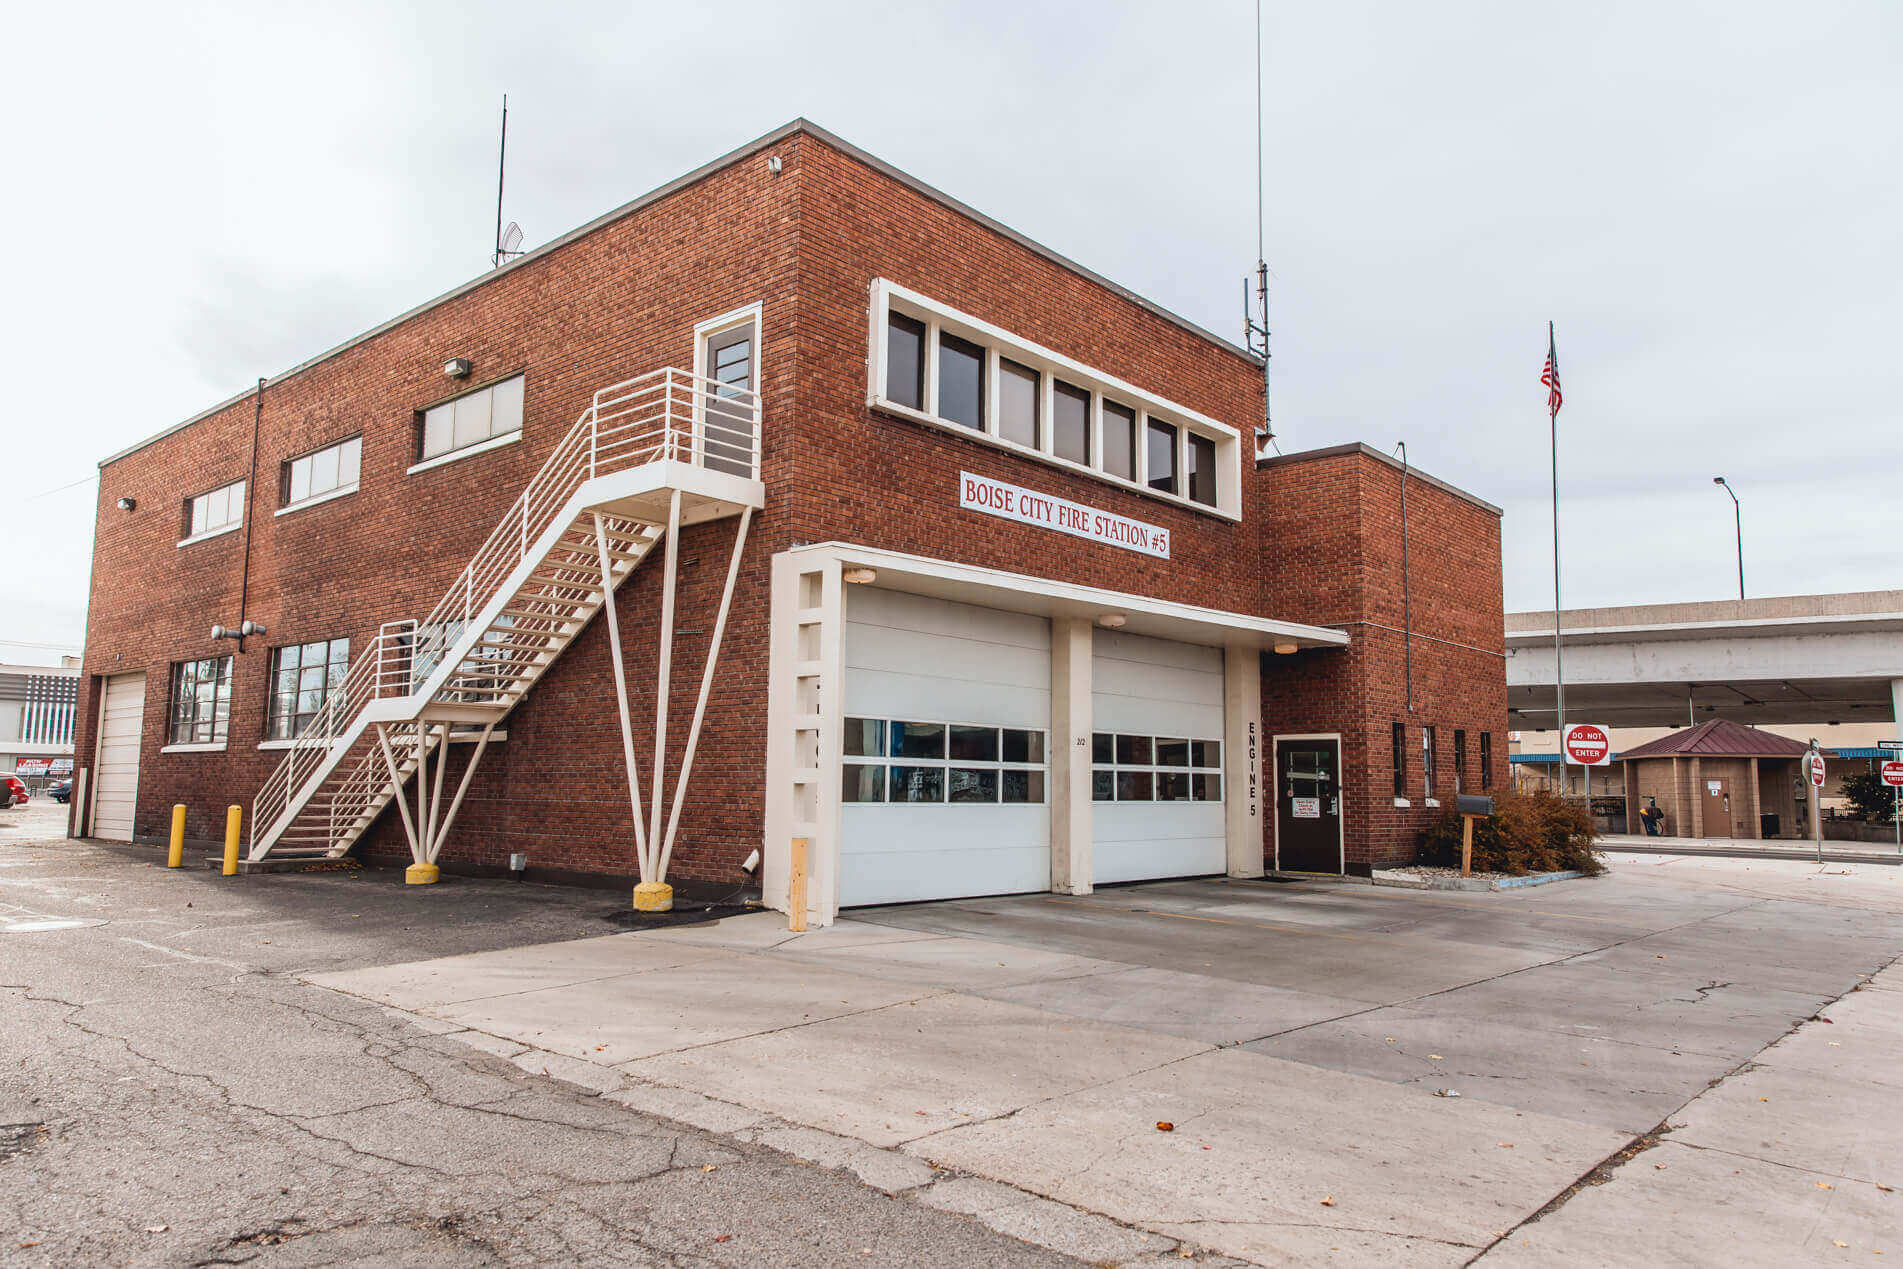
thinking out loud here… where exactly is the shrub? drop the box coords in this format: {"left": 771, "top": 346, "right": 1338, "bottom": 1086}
{"left": 1841, "top": 771, "right": 1900, "bottom": 824}
{"left": 1417, "top": 787, "right": 1604, "bottom": 876}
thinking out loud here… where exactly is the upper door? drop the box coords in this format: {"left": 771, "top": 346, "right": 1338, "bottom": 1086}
{"left": 1275, "top": 737, "right": 1341, "bottom": 873}
{"left": 702, "top": 321, "right": 756, "bottom": 477}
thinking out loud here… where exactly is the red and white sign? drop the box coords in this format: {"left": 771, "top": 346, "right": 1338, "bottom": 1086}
{"left": 13, "top": 759, "right": 50, "bottom": 776}
{"left": 958, "top": 472, "right": 1170, "bottom": 560}
{"left": 1561, "top": 723, "right": 1612, "bottom": 767}
{"left": 1807, "top": 752, "right": 1828, "bottom": 788}
{"left": 1880, "top": 761, "right": 1903, "bottom": 789}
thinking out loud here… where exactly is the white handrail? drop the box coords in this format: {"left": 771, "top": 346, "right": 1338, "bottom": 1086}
{"left": 250, "top": 366, "right": 759, "bottom": 852}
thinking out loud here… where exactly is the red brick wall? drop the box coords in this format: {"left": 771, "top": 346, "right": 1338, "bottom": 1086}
{"left": 1257, "top": 447, "right": 1507, "bottom": 872}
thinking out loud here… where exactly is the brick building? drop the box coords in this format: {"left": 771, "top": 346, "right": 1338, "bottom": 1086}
{"left": 71, "top": 120, "right": 1506, "bottom": 923}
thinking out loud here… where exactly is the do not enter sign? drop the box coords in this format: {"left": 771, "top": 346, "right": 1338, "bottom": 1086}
{"left": 1562, "top": 723, "right": 1612, "bottom": 767}
{"left": 1807, "top": 752, "right": 1828, "bottom": 788}
{"left": 1882, "top": 761, "right": 1903, "bottom": 789}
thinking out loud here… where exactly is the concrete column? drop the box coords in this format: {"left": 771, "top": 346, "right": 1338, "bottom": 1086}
{"left": 1690, "top": 757, "right": 1704, "bottom": 838}
{"left": 1049, "top": 618, "right": 1093, "bottom": 895}
{"left": 1748, "top": 757, "right": 1762, "bottom": 839}
{"left": 1893, "top": 678, "right": 1903, "bottom": 738}
{"left": 1224, "top": 641, "right": 1264, "bottom": 878}
{"left": 1623, "top": 761, "right": 1638, "bottom": 837}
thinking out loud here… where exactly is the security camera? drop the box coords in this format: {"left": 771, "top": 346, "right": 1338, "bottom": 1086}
{"left": 116, "top": 496, "right": 137, "bottom": 511}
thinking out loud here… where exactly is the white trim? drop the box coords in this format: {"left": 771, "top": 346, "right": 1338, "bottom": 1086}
{"left": 161, "top": 741, "right": 227, "bottom": 754}
{"left": 1424, "top": 798, "right": 1441, "bottom": 808}
{"left": 258, "top": 729, "right": 504, "bottom": 751}
{"left": 1272, "top": 732, "right": 1346, "bottom": 875}
{"left": 175, "top": 522, "right": 241, "bottom": 549}
{"left": 1393, "top": 797, "right": 1412, "bottom": 807}
{"left": 407, "top": 429, "right": 521, "bottom": 475}
{"left": 867, "top": 278, "right": 1242, "bottom": 521}
{"left": 692, "top": 302, "right": 764, "bottom": 375}
{"left": 274, "top": 482, "right": 359, "bottom": 518}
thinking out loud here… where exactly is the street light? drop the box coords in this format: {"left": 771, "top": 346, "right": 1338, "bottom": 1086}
{"left": 1712, "top": 476, "right": 1743, "bottom": 600}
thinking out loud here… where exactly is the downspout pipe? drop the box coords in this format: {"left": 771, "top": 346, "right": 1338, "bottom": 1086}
{"left": 1394, "top": 441, "right": 1412, "bottom": 713}
{"left": 235, "top": 377, "right": 265, "bottom": 654}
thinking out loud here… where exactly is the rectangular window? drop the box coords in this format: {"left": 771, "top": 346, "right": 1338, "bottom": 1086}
{"left": 419, "top": 375, "right": 524, "bottom": 462}
{"left": 890, "top": 766, "right": 946, "bottom": 803}
{"left": 999, "top": 358, "right": 1040, "bottom": 449}
{"left": 1453, "top": 729, "right": 1467, "bottom": 795}
{"left": 1423, "top": 726, "right": 1437, "bottom": 799}
{"left": 949, "top": 769, "right": 999, "bottom": 803}
{"left": 185, "top": 480, "right": 245, "bottom": 540}
{"left": 1392, "top": 722, "right": 1407, "bottom": 796}
{"left": 1188, "top": 434, "right": 1218, "bottom": 507}
{"left": 169, "top": 656, "right": 233, "bottom": 745}
{"left": 937, "top": 333, "right": 985, "bottom": 429}
{"left": 889, "top": 721, "right": 947, "bottom": 760}
{"left": 1146, "top": 417, "right": 1178, "bottom": 494}
{"left": 847, "top": 717, "right": 1047, "bottom": 806}
{"left": 1052, "top": 380, "right": 1091, "bottom": 464}
{"left": 283, "top": 436, "right": 361, "bottom": 509}
{"left": 1094, "top": 733, "right": 1222, "bottom": 802}
{"left": 886, "top": 312, "right": 926, "bottom": 410}
{"left": 948, "top": 725, "right": 999, "bottom": 762}
{"left": 842, "top": 765, "right": 885, "bottom": 803}
{"left": 266, "top": 638, "right": 350, "bottom": 740}
{"left": 1480, "top": 732, "right": 1493, "bottom": 789}
{"left": 1101, "top": 401, "right": 1137, "bottom": 480}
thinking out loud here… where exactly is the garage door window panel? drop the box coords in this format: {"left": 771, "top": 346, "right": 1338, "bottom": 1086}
{"left": 1095, "top": 731, "right": 1223, "bottom": 803}
{"left": 847, "top": 716, "right": 1048, "bottom": 808}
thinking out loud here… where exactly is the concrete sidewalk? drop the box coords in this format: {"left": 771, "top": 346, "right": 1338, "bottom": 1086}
{"left": 1603, "top": 831, "right": 1903, "bottom": 865}
{"left": 309, "top": 854, "right": 1903, "bottom": 1265}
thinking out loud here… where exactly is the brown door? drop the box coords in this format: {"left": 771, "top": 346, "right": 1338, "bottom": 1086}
{"left": 1276, "top": 739, "right": 1341, "bottom": 872}
{"left": 1701, "top": 778, "right": 1732, "bottom": 838}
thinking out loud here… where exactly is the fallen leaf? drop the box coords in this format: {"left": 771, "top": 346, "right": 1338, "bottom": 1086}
{"left": 1877, "top": 1184, "right": 1895, "bottom": 1193}
{"left": 1320, "top": 1196, "right": 1337, "bottom": 1207}
{"left": 701, "top": 1165, "right": 718, "bottom": 1173}
{"left": 145, "top": 1225, "right": 169, "bottom": 1234}
{"left": 1427, "top": 1054, "right": 1444, "bottom": 1061}
{"left": 1830, "top": 1042, "right": 1842, "bottom": 1047}
{"left": 1817, "top": 1182, "right": 1834, "bottom": 1191}
{"left": 1497, "top": 1143, "right": 1515, "bottom": 1149}
{"left": 1384, "top": 1037, "right": 1397, "bottom": 1043}
{"left": 18, "top": 1243, "right": 41, "bottom": 1249}
{"left": 713, "top": 1234, "right": 732, "bottom": 1243}
{"left": 1156, "top": 1121, "right": 1175, "bottom": 1132}
{"left": 1837, "top": 1243, "right": 1851, "bottom": 1249}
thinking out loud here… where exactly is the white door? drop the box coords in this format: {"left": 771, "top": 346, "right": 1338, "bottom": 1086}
{"left": 839, "top": 588, "right": 1051, "bottom": 906}
{"left": 1091, "top": 631, "right": 1226, "bottom": 884}
{"left": 92, "top": 672, "right": 145, "bottom": 841}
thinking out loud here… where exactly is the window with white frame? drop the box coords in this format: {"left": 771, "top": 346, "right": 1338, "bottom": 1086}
{"left": 282, "top": 436, "right": 361, "bottom": 510}
{"left": 266, "top": 638, "right": 350, "bottom": 740}
{"left": 184, "top": 480, "right": 245, "bottom": 540}
{"left": 169, "top": 656, "right": 232, "bottom": 745}
{"left": 1091, "top": 732, "right": 1222, "bottom": 802}
{"left": 841, "top": 717, "right": 1048, "bottom": 805}
{"left": 417, "top": 375, "right": 524, "bottom": 463}
{"left": 867, "top": 279, "right": 1241, "bottom": 517}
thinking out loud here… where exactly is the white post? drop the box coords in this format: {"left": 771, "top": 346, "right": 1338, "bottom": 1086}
{"left": 375, "top": 723, "right": 422, "bottom": 863}
{"left": 425, "top": 722, "right": 450, "bottom": 857}
{"left": 1224, "top": 640, "right": 1265, "bottom": 877}
{"left": 1048, "top": 617, "right": 1094, "bottom": 895}
{"left": 428, "top": 723, "right": 496, "bottom": 864}
{"left": 649, "top": 490, "right": 683, "bottom": 874}
{"left": 592, "top": 512, "right": 650, "bottom": 880}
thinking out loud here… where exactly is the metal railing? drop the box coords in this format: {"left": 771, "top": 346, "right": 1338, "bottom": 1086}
{"left": 250, "top": 366, "right": 760, "bottom": 850}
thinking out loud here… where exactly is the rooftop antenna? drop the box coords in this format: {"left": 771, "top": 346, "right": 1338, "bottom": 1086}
{"left": 1241, "top": 0, "right": 1275, "bottom": 457}
{"left": 491, "top": 95, "right": 525, "bottom": 267}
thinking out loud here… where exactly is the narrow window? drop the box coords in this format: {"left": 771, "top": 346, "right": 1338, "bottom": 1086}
{"left": 1145, "top": 418, "right": 1179, "bottom": 494}
{"left": 1423, "top": 726, "right": 1437, "bottom": 800}
{"left": 169, "top": 656, "right": 233, "bottom": 745}
{"left": 1480, "top": 732, "right": 1493, "bottom": 789}
{"left": 885, "top": 312, "right": 925, "bottom": 410}
{"left": 266, "top": 638, "right": 350, "bottom": 740}
{"left": 1187, "top": 434, "right": 1218, "bottom": 506}
{"left": 185, "top": 480, "right": 246, "bottom": 540}
{"left": 937, "top": 333, "right": 985, "bottom": 429}
{"left": 418, "top": 375, "right": 524, "bottom": 463}
{"left": 1392, "top": 723, "right": 1407, "bottom": 796}
{"left": 1052, "top": 380, "right": 1091, "bottom": 464}
{"left": 1453, "top": 729, "right": 1467, "bottom": 795}
{"left": 1101, "top": 401, "right": 1136, "bottom": 480}
{"left": 282, "top": 436, "right": 362, "bottom": 509}
{"left": 998, "top": 358, "right": 1040, "bottom": 448}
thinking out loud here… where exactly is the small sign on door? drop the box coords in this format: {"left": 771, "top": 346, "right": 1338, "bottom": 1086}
{"left": 1292, "top": 796, "right": 1321, "bottom": 819}
{"left": 1707, "top": 780, "right": 1722, "bottom": 794}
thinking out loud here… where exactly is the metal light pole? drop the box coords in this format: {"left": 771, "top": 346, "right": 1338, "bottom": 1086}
{"left": 1713, "top": 476, "right": 1743, "bottom": 600}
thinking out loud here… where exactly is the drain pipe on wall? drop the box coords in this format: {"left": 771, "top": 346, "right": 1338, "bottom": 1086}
{"left": 234, "top": 377, "right": 266, "bottom": 654}
{"left": 1394, "top": 441, "right": 1412, "bottom": 713}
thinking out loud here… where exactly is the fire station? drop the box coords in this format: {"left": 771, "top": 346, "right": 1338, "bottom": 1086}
{"left": 72, "top": 120, "right": 1508, "bottom": 926}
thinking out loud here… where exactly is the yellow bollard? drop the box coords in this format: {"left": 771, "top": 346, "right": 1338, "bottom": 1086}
{"left": 168, "top": 805, "right": 186, "bottom": 869}
{"left": 222, "top": 805, "right": 241, "bottom": 876}
{"left": 404, "top": 861, "right": 440, "bottom": 885}
{"left": 632, "top": 881, "right": 673, "bottom": 912}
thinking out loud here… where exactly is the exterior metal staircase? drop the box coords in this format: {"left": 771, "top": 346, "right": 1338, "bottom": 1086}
{"left": 249, "top": 366, "right": 763, "bottom": 863}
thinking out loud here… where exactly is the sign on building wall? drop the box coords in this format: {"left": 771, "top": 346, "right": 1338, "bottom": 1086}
{"left": 958, "top": 472, "right": 1171, "bottom": 560}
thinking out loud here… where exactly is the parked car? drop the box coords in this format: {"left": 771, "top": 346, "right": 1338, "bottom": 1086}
{"left": 3, "top": 775, "right": 26, "bottom": 807}
{"left": 49, "top": 778, "right": 72, "bottom": 804}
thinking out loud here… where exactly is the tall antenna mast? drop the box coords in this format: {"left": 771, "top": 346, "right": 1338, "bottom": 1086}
{"left": 1242, "top": 0, "right": 1274, "bottom": 455}
{"left": 492, "top": 95, "right": 508, "bottom": 268}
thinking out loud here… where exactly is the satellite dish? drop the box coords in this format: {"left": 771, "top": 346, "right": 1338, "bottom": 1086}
{"left": 499, "top": 222, "right": 523, "bottom": 256}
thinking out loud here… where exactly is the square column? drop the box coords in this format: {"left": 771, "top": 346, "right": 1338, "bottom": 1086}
{"left": 1748, "top": 757, "right": 1762, "bottom": 839}
{"left": 1224, "top": 641, "right": 1264, "bottom": 878}
{"left": 1049, "top": 617, "right": 1093, "bottom": 895}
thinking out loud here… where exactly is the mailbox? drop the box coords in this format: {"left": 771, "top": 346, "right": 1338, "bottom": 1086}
{"left": 1456, "top": 794, "right": 1494, "bottom": 818}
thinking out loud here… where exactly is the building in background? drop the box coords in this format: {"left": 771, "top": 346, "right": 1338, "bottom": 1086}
{"left": 1, "top": 656, "right": 80, "bottom": 789}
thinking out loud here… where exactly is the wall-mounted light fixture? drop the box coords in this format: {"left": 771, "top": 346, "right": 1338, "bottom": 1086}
{"left": 1273, "top": 641, "right": 1299, "bottom": 655}
{"left": 116, "top": 496, "right": 137, "bottom": 511}
{"left": 444, "top": 357, "right": 473, "bottom": 378}
{"left": 843, "top": 567, "right": 878, "bottom": 585}
{"left": 1098, "top": 613, "right": 1127, "bottom": 629}
{"left": 767, "top": 155, "right": 783, "bottom": 175}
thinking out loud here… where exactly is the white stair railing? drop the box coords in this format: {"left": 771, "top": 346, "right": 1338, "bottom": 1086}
{"left": 250, "top": 366, "right": 759, "bottom": 854}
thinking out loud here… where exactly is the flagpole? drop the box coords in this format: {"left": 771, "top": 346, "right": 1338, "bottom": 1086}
{"left": 1548, "top": 320, "right": 1566, "bottom": 780}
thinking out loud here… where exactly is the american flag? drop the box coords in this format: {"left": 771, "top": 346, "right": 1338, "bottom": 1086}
{"left": 1541, "top": 323, "right": 1562, "bottom": 417}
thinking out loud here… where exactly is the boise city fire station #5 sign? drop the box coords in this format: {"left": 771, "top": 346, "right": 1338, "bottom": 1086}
{"left": 959, "top": 472, "right": 1170, "bottom": 559}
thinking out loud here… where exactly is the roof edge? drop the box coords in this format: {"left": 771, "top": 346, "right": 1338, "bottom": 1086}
{"left": 102, "top": 117, "right": 1257, "bottom": 470}
{"left": 1258, "top": 442, "right": 1503, "bottom": 517}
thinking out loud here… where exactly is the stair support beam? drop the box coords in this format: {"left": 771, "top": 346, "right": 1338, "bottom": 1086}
{"left": 657, "top": 506, "right": 753, "bottom": 882}
{"left": 647, "top": 490, "right": 684, "bottom": 880}
{"left": 594, "top": 511, "right": 652, "bottom": 880}
{"left": 374, "top": 723, "right": 423, "bottom": 865}
{"left": 426, "top": 722, "right": 496, "bottom": 866}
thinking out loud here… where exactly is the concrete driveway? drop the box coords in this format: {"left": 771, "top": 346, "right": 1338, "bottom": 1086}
{"left": 312, "top": 853, "right": 1903, "bottom": 1265}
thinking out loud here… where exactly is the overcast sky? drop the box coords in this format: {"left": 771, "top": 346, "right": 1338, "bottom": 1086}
{"left": 6, "top": 0, "right": 1899, "bottom": 663}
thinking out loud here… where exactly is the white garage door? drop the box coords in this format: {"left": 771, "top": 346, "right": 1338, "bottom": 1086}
{"left": 1091, "top": 631, "right": 1226, "bottom": 884}
{"left": 839, "top": 588, "right": 1051, "bottom": 907}
{"left": 93, "top": 672, "right": 146, "bottom": 842}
